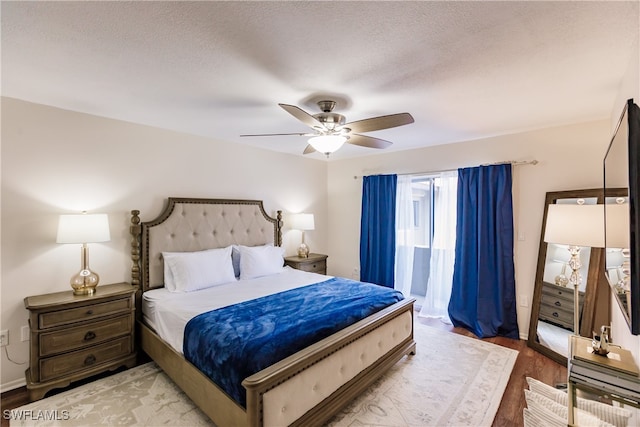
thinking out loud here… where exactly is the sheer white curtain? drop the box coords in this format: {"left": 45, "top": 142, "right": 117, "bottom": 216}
{"left": 419, "top": 171, "right": 458, "bottom": 323}
{"left": 394, "top": 175, "right": 414, "bottom": 297}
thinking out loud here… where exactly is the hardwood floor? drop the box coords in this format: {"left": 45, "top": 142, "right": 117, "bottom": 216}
{"left": 1, "top": 316, "right": 566, "bottom": 427}
{"left": 1, "top": 387, "right": 28, "bottom": 427}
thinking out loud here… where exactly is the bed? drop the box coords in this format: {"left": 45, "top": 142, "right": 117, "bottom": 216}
{"left": 130, "top": 197, "right": 416, "bottom": 427}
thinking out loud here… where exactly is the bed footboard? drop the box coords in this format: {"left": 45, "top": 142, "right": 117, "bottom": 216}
{"left": 244, "top": 298, "right": 416, "bottom": 426}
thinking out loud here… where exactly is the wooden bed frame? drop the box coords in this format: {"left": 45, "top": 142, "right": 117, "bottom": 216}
{"left": 130, "top": 197, "right": 416, "bottom": 427}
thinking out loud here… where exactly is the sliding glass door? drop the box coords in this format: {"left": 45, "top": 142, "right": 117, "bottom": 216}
{"left": 396, "top": 173, "right": 457, "bottom": 323}
{"left": 407, "top": 176, "right": 435, "bottom": 302}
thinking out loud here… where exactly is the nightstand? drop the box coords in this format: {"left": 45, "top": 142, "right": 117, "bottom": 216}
{"left": 539, "top": 281, "right": 585, "bottom": 330}
{"left": 24, "top": 282, "right": 137, "bottom": 401}
{"left": 568, "top": 335, "right": 640, "bottom": 426}
{"left": 284, "top": 253, "right": 328, "bottom": 275}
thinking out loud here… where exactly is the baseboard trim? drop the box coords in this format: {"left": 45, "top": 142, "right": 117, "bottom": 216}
{"left": 1, "top": 377, "right": 26, "bottom": 394}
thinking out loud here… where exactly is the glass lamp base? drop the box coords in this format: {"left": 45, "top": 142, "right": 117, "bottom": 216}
{"left": 70, "top": 269, "right": 99, "bottom": 295}
{"left": 297, "top": 243, "right": 310, "bottom": 258}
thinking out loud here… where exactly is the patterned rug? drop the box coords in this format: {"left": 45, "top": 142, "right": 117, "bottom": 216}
{"left": 12, "top": 323, "right": 518, "bottom": 426}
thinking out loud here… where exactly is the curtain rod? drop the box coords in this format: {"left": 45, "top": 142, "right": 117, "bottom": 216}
{"left": 353, "top": 159, "right": 538, "bottom": 179}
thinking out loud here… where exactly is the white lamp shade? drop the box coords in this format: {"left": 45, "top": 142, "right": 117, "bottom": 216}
{"left": 308, "top": 135, "right": 346, "bottom": 154}
{"left": 57, "top": 214, "right": 111, "bottom": 244}
{"left": 289, "top": 213, "right": 315, "bottom": 231}
{"left": 605, "top": 203, "right": 630, "bottom": 248}
{"left": 544, "top": 204, "right": 604, "bottom": 248}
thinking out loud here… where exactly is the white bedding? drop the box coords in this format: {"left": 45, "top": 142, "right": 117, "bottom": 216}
{"left": 142, "top": 266, "right": 331, "bottom": 353}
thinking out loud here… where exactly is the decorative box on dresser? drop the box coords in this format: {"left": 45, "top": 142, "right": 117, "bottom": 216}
{"left": 538, "top": 281, "right": 585, "bottom": 330}
{"left": 24, "top": 282, "right": 137, "bottom": 401}
{"left": 284, "top": 253, "right": 328, "bottom": 275}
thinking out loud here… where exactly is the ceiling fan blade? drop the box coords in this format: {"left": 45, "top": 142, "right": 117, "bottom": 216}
{"left": 347, "top": 134, "right": 393, "bottom": 149}
{"left": 345, "top": 112, "right": 414, "bottom": 133}
{"left": 240, "top": 132, "right": 311, "bottom": 137}
{"left": 303, "top": 144, "right": 316, "bottom": 155}
{"left": 279, "top": 103, "right": 326, "bottom": 130}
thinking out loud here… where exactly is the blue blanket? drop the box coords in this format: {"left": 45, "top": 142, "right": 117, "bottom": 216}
{"left": 183, "top": 277, "right": 404, "bottom": 408}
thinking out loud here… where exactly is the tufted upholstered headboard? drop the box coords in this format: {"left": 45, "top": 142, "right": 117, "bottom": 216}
{"left": 130, "top": 198, "right": 282, "bottom": 292}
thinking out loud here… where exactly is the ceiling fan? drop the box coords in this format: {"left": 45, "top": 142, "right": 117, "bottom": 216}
{"left": 240, "top": 100, "right": 414, "bottom": 156}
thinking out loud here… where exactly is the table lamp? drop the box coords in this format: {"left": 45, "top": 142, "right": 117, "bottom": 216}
{"left": 57, "top": 212, "right": 111, "bottom": 295}
{"left": 290, "top": 213, "right": 315, "bottom": 258}
{"left": 544, "top": 202, "right": 604, "bottom": 336}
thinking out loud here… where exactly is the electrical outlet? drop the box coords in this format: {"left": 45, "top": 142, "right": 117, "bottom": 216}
{"left": 21, "top": 325, "right": 30, "bottom": 342}
{"left": 0, "top": 329, "right": 9, "bottom": 347}
{"left": 519, "top": 295, "right": 529, "bottom": 307}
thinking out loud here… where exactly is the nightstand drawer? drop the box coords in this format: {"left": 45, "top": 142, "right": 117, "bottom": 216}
{"left": 540, "top": 294, "right": 572, "bottom": 311}
{"left": 297, "top": 262, "right": 326, "bottom": 274}
{"left": 39, "top": 314, "right": 133, "bottom": 357}
{"left": 542, "top": 284, "right": 574, "bottom": 303}
{"left": 38, "top": 298, "right": 132, "bottom": 329}
{"left": 39, "top": 336, "right": 133, "bottom": 382}
{"left": 284, "top": 254, "right": 328, "bottom": 275}
{"left": 539, "top": 303, "right": 573, "bottom": 326}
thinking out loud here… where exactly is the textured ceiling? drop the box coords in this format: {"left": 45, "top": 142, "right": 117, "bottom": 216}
{"left": 2, "top": 1, "right": 639, "bottom": 160}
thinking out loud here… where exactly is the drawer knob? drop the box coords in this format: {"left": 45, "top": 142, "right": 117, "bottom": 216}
{"left": 84, "top": 354, "right": 96, "bottom": 366}
{"left": 553, "top": 312, "right": 559, "bottom": 318}
{"left": 83, "top": 331, "right": 96, "bottom": 341}
{"left": 554, "top": 301, "right": 561, "bottom": 307}
{"left": 86, "top": 309, "right": 94, "bottom": 315}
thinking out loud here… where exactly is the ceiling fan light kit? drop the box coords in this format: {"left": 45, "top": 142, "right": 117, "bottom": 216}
{"left": 241, "top": 98, "right": 414, "bottom": 157}
{"left": 308, "top": 135, "right": 347, "bottom": 155}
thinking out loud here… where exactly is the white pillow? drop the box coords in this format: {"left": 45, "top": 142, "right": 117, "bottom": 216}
{"left": 524, "top": 391, "right": 565, "bottom": 426}
{"left": 524, "top": 390, "right": 614, "bottom": 427}
{"left": 523, "top": 408, "right": 547, "bottom": 427}
{"left": 526, "top": 377, "right": 632, "bottom": 427}
{"left": 239, "top": 245, "right": 285, "bottom": 280}
{"left": 162, "top": 246, "right": 236, "bottom": 292}
{"left": 526, "top": 377, "right": 568, "bottom": 402}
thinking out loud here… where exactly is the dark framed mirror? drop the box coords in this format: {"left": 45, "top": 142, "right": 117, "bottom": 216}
{"left": 604, "top": 98, "right": 640, "bottom": 335}
{"left": 527, "top": 188, "right": 625, "bottom": 365}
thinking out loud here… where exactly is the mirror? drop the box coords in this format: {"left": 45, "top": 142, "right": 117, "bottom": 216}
{"left": 604, "top": 196, "right": 631, "bottom": 325}
{"left": 527, "top": 188, "right": 625, "bottom": 365}
{"left": 604, "top": 98, "right": 640, "bottom": 335}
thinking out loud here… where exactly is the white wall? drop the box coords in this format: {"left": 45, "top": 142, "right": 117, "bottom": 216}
{"left": 327, "top": 119, "right": 612, "bottom": 341}
{"left": 0, "top": 98, "right": 329, "bottom": 390}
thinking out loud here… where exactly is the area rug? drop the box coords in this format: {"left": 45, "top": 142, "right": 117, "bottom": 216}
{"left": 12, "top": 323, "right": 518, "bottom": 427}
